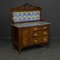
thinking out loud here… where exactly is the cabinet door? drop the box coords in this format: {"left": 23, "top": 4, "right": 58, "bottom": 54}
{"left": 21, "top": 28, "right": 29, "bottom": 47}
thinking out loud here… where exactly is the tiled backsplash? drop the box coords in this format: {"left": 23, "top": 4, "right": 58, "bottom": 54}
{"left": 13, "top": 11, "right": 40, "bottom": 22}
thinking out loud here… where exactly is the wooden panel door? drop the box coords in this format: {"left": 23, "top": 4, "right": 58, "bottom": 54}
{"left": 21, "top": 28, "right": 29, "bottom": 48}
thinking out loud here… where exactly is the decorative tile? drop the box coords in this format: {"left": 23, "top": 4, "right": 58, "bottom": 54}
{"left": 23, "top": 13, "right": 26, "bottom": 16}
{"left": 13, "top": 11, "right": 40, "bottom": 22}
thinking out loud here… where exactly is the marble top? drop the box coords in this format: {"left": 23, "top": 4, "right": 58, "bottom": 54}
{"left": 11, "top": 21, "right": 50, "bottom": 28}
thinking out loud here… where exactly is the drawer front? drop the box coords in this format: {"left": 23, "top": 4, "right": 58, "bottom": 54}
{"left": 32, "top": 30, "right": 48, "bottom": 37}
{"left": 29, "top": 25, "right": 48, "bottom": 32}
{"left": 30, "top": 37, "right": 40, "bottom": 45}
{"left": 39, "top": 36, "right": 48, "bottom": 43}
{"left": 30, "top": 36, "right": 48, "bottom": 44}
{"left": 40, "top": 30, "right": 48, "bottom": 36}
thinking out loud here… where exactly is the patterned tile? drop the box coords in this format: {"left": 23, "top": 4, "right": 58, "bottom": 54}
{"left": 13, "top": 11, "right": 40, "bottom": 22}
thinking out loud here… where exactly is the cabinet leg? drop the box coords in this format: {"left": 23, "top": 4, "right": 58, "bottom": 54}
{"left": 13, "top": 45, "right": 15, "bottom": 49}
{"left": 13, "top": 43, "right": 16, "bottom": 49}
{"left": 45, "top": 43, "right": 49, "bottom": 48}
{"left": 19, "top": 49, "right": 21, "bottom": 53}
{"left": 17, "top": 47, "right": 22, "bottom": 53}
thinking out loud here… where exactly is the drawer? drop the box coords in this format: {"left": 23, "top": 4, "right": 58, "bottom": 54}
{"left": 40, "top": 30, "right": 48, "bottom": 36}
{"left": 31, "top": 30, "right": 48, "bottom": 37}
{"left": 32, "top": 31, "right": 41, "bottom": 37}
{"left": 39, "top": 36, "right": 48, "bottom": 43}
{"left": 30, "top": 36, "right": 48, "bottom": 44}
{"left": 30, "top": 37, "right": 40, "bottom": 45}
{"left": 29, "top": 25, "right": 48, "bottom": 32}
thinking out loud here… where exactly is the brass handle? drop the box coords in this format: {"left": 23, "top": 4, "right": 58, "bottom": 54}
{"left": 44, "top": 26, "right": 47, "bottom": 29}
{"left": 33, "top": 33, "right": 37, "bottom": 36}
{"left": 43, "top": 38, "right": 47, "bottom": 41}
{"left": 44, "top": 32, "right": 47, "bottom": 34}
{"left": 34, "top": 27, "right": 38, "bottom": 30}
{"left": 34, "top": 40, "right": 37, "bottom": 42}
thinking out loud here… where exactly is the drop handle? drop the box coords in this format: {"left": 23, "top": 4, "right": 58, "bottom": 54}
{"left": 34, "top": 40, "right": 37, "bottom": 42}
{"left": 33, "top": 33, "right": 38, "bottom": 36}
{"left": 44, "top": 26, "right": 47, "bottom": 29}
{"left": 44, "top": 32, "right": 47, "bottom": 34}
{"left": 34, "top": 28, "right": 38, "bottom": 30}
{"left": 43, "top": 38, "right": 47, "bottom": 41}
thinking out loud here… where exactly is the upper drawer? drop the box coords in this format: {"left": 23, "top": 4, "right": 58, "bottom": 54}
{"left": 29, "top": 25, "right": 48, "bottom": 32}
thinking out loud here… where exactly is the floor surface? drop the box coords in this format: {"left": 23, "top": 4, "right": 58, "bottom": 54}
{"left": 0, "top": 38, "right": 60, "bottom": 60}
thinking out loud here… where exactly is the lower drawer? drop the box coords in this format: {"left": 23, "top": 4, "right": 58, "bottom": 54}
{"left": 30, "top": 36, "right": 48, "bottom": 45}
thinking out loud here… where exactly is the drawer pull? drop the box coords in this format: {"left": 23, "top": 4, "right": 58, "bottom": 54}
{"left": 44, "top": 32, "right": 47, "bottom": 34}
{"left": 43, "top": 38, "right": 47, "bottom": 41}
{"left": 44, "top": 26, "right": 47, "bottom": 29}
{"left": 34, "top": 40, "right": 37, "bottom": 42}
{"left": 34, "top": 28, "right": 38, "bottom": 30}
{"left": 33, "top": 33, "right": 37, "bottom": 36}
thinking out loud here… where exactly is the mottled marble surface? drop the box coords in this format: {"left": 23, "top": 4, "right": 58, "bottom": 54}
{"left": 11, "top": 22, "right": 50, "bottom": 28}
